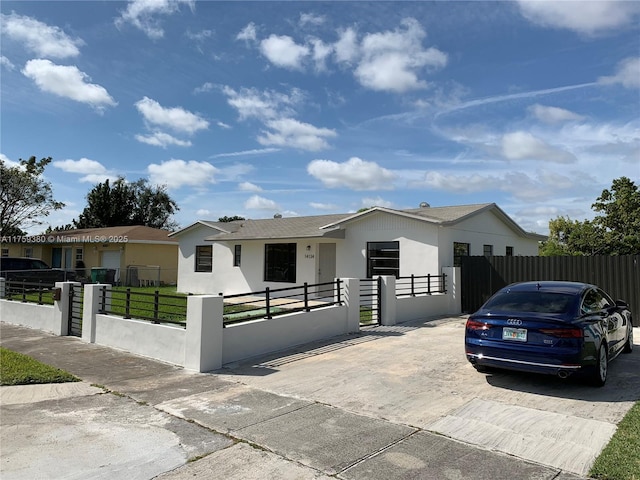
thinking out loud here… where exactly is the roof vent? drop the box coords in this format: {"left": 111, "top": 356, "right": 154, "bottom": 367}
{"left": 273, "top": 213, "right": 282, "bottom": 218}
{"left": 419, "top": 202, "right": 430, "bottom": 208}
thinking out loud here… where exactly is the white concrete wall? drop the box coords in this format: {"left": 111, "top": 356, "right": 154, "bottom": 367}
{"left": 175, "top": 225, "right": 219, "bottom": 294}
{"left": 222, "top": 305, "right": 349, "bottom": 364}
{"left": 336, "top": 212, "right": 440, "bottom": 279}
{"left": 396, "top": 294, "right": 452, "bottom": 323}
{"left": 438, "top": 210, "right": 541, "bottom": 267}
{"left": 0, "top": 300, "right": 56, "bottom": 332}
{"left": 93, "top": 313, "right": 186, "bottom": 366}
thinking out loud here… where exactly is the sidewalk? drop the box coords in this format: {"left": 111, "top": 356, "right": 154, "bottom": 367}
{"left": 1, "top": 322, "right": 588, "bottom": 480}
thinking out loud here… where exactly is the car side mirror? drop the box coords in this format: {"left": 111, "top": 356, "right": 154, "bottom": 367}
{"left": 615, "top": 300, "right": 628, "bottom": 308}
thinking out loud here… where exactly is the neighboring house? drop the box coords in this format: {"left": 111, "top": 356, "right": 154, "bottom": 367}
{"left": 170, "top": 203, "right": 546, "bottom": 295}
{"left": 0, "top": 225, "right": 178, "bottom": 286}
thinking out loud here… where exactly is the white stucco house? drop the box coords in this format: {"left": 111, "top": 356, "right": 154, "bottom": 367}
{"left": 170, "top": 203, "right": 546, "bottom": 295}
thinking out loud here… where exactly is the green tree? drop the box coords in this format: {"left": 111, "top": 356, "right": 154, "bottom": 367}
{"left": 0, "top": 156, "right": 64, "bottom": 237}
{"left": 541, "top": 177, "right": 640, "bottom": 256}
{"left": 539, "top": 217, "right": 604, "bottom": 256}
{"left": 73, "top": 177, "right": 179, "bottom": 230}
{"left": 591, "top": 176, "right": 640, "bottom": 255}
{"left": 218, "top": 215, "right": 245, "bottom": 222}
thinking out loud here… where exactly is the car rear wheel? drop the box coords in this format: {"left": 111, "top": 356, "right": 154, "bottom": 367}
{"left": 590, "top": 344, "right": 608, "bottom": 387}
{"left": 623, "top": 325, "right": 633, "bottom": 354}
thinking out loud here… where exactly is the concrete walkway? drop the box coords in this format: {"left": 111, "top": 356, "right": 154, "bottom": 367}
{"left": 3, "top": 319, "right": 636, "bottom": 479}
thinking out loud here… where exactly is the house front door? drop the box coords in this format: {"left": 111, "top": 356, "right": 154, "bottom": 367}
{"left": 317, "top": 243, "right": 336, "bottom": 289}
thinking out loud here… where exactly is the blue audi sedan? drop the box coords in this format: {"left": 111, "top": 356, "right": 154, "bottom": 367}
{"left": 465, "top": 281, "right": 633, "bottom": 386}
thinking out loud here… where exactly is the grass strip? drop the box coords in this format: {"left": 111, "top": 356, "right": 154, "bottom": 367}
{"left": 0, "top": 347, "right": 80, "bottom": 385}
{"left": 590, "top": 400, "right": 640, "bottom": 480}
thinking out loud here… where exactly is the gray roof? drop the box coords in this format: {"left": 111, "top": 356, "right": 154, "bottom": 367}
{"left": 192, "top": 203, "right": 546, "bottom": 242}
{"left": 205, "top": 213, "right": 350, "bottom": 241}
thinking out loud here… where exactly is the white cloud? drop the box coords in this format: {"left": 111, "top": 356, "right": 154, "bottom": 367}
{"left": 148, "top": 159, "right": 218, "bottom": 188}
{"left": 516, "top": 0, "right": 640, "bottom": 35}
{"left": 245, "top": 195, "right": 279, "bottom": 211}
{"left": 53, "top": 157, "right": 118, "bottom": 183}
{"left": 419, "top": 171, "right": 499, "bottom": 193}
{"left": 115, "top": 0, "right": 195, "bottom": 39}
{"left": 310, "top": 38, "right": 333, "bottom": 72}
{"left": 307, "top": 157, "right": 396, "bottom": 190}
{"left": 53, "top": 157, "right": 107, "bottom": 174}
{"left": 135, "top": 132, "right": 192, "bottom": 148}
{"left": 238, "top": 182, "right": 262, "bottom": 192}
{"left": 1, "top": 13, "right": 84, "bottom": 58}
{"left": 501, "top": 131, "right": 576, "bottom": 163}
{"left": 529, "top": 104, "right": 585, "bottom": 124}
{"left": 0, "top": 55, "right": 15, "bottom": 70}
{"left": 360, "top": 197, "right": 394, "bottom": 209}
{"left": 259, "top": 118, "right": 336, "bottom": 151}
{"left": 598, "top": 57, "right": 640, "bottom": 89}
{"left": 260, "top": 34, "right": 310, "bottom": 70}
{"left": 310, "top": 202, "right": 339, "bottom": 210}
{"left": 355, "top": 18, "right": 447, "bottom": 93}
{"left": 193, "top": 82, "right": 214, "bottom": 94}
{"left": 236, "top": 22, "right": 257, "bottom": 43}
{"left": 135, "top": 96, "right": 208, "bottom": 134}
{"left": 299, "top": 13, "right": 326, "bottom": 28}
{"left": 196, "top": 209, "right": 211, "bottom": 217}
{"left": 222, "top": 86, "right": 302, "bottom": 121}
{"left": 334, "top": 27, "right": 359, "bottom": 65}
{"left": 22, "top": 59, "right": 117, "bottom": 111}
{"left": 212, "top": 148, "right": 280, "bottom": 158}
{"left": 0, "top": 153, "right": 21, "bottom": 168}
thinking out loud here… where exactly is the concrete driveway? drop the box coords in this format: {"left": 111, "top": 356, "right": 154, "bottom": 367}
{"left": 212, "top": 316, "right": 640, "bottom": 476}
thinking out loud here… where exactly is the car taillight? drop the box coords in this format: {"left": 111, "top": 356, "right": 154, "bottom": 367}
{"left": 466, "top": 319, "right": 490, "bottom": 330}
{"left": 539, "top": 328, "right": 583, "bottom": 338}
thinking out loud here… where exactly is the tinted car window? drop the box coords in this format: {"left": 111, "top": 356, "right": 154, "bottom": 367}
{"left": 581, "top": 288, "right": 611, "bottom": 314}
{"left": 483, "top": 291, "right": 574, "bottom": 314}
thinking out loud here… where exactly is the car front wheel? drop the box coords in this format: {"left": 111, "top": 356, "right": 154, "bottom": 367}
{"left": 590, "top": 344, "right": 608, "bottom": 387}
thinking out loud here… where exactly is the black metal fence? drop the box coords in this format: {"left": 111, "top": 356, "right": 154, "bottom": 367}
{"left": 223, "top": 280, "right": 344, "bottom": 326}
{"left": 359, "top": 277, "right": 381, "bottom": 326}
{"left": 396, "top": 274, "right": 447, "bottom": 298}
{"left": 99, "top": 287, "right": 188, "bottom": 326}
{"left": 461, "top": 255, "right": 639, "bottom": 326}
{"left": 3, "top": 280, "right": 56, "bottom": 304}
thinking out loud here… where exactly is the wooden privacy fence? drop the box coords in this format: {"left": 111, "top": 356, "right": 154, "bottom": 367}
{"left": 461, "top": 255, "right": 640, "bottom": 326}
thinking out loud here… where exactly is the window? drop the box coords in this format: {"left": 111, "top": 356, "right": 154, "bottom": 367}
{"left": 1, "top": 248, "right": 8, "bottom": 257}
{"left": 453, "top": 242, "right": 470, "bottom": 267}
{"left": 195, "top": 245, "right": 212, "bottom": 272}
{"left": 23, "top": 247, "right": 33, "bottom": 258}
{"left": 75, "top": 248, "right": 83, "bottom": 262}
{"left": 483, "top": 244, "right": 493, "bottom": 257}
{"left": 264, "top": 243, "right": 296, "bottom": 282}
{"left": 233, "top": 245, "right": 241, "bottom": 267}
{"left": 506, "top": 246, "right": 514, "bottom": 256}
{"left": 581, "top": 288, "right": 612, "bottom": 314}
{"left": 367, "top": 241, "right": 399, "bottom": 278}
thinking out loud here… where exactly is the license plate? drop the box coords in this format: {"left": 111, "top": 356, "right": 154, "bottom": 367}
{"left": 503, "top": 327, "right": 527, "bottom": 342}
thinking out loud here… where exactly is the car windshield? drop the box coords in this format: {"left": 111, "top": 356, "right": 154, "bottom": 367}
{"left": 483, "top": 291, "right": 575, "bottom": 314}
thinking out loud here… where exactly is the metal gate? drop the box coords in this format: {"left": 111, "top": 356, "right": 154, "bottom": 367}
{"left": 68, "top": 284, "right": 84, "bottom": 337}
{"left": 360, "top": 277, "right": 381, "bottom": 326}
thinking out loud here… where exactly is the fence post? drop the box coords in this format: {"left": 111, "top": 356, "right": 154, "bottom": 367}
{"left": 379, "top": 275, "right": 397, "bottom": 326}
{"left": 185, "top": 295, "right": 223, "bottom": 372}
{"left": 265, "top": 287, "right": 271, "bottom": 319}
{"left": 53, "top": 281, "right": 78, "bottom": 336}
{"left": 0, "top": 277, "right": 5, "bottom": 298}
{"left": 342, "top": 278, "right": 360, "bottom": 333}
{"left": 82, "top": 284, "right": 111, "bottom": 343}
{"left": 442, "top": 267, "right": 461, "bottom": 315}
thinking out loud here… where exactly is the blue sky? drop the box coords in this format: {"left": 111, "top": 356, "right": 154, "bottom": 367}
{"left": 1, "top": 1, "right": 639, "bottom": 235}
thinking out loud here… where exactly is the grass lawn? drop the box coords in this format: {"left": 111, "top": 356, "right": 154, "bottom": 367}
{"left": 0, "top": 347, "right": 80, "bottom": 385}
{"left": 590, "top": 400, "right": 640, "bottom": 480}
